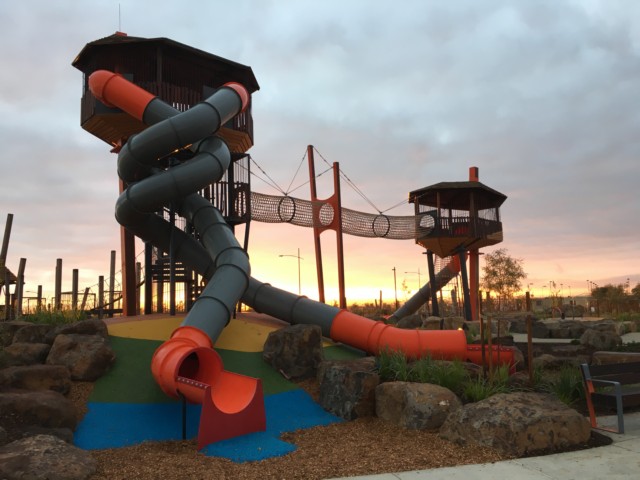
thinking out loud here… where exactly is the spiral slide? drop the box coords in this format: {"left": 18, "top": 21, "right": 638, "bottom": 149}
{"left": 89, "top": 71, "right": 513, "bottom": 449}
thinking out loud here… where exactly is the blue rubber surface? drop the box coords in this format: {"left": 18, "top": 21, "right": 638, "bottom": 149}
{"left": 75, "top": 389, "right": 342, "bottom": 462}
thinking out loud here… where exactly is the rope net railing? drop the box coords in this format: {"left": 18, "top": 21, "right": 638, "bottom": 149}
{"left": 250, "top": 192, "right": 435, "bottom": 240}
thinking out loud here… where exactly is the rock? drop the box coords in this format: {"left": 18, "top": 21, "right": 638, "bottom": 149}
{"left": 2, "top": 343, "right": 51, "bottom": 366}
{"left": 0, "top": 321, "right": 31, "bottom": 347}
{"left": 547, "top": 320, "right": 587, "bottom": 339}
{"left": 591, "top": 319, "right": 624, "bottom": 336}
{"left": 0, "top": 426, "right": 6, "bottom": 445}
{"left": 318, "top": 357, "right": 379, "bottom": 420}
{"left": 531, "top": 322, "right": 549, "bottom": 338}
{"left": 531, "top": 354, "right": 576, "bottom": 370}
{"left": 262, "top": 324, "right": 324, "bottom": 380}
{"left": 0, "top": 365, "right": 71, "bottom": 394}
{"left": 12, "top": 324, "right": 55, "bottom": 344}
{"left": 396, "top": 314, "right": 423, "bottom": 329}
{"left": 0, "top": 434, "right": 96, "bottom": 480}
{"left": 621, "top": 321, "right": 637, "bottom": 333}
{"left": 15, "top": 426, "right": 74, "bottom": 444}
{"left": 439, "top": 391, "right": 591, "bottom": 456}
{"left": 592, "top": 351, "right": 640, "bottom": 364}
{"left": 46, "top": 334, "right": 115, "bottom": 381}
{"left": 580, "top": 329, "right": 622, "bottom": 351}
{"left": 45, "top": 318, "right": 109, "bottom": 344}
{"left": 376, "top": 382, "right": 461, "bottom": 430}
{"left": 421, "top": 317, "right": 443, "bottom": 330}
{"left": 0, "top": 390, "right": 77, "bottom": 431}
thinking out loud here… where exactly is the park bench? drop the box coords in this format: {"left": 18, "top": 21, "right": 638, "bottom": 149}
{"left": 580, "top": 361, "right": 640, "bottom": 434}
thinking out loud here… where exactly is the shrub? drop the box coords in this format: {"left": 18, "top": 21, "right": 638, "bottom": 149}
{"left": 462, "top": 376, "right": 510, "bottom": 403}
{"left": 542, "top": 365, "right": 585, "bottom": 407}
{"left": 377, "top": 349, "right": 412, "bottom": 382}
{"left": 18, "top": 309, "right": 86, "bottom": 326}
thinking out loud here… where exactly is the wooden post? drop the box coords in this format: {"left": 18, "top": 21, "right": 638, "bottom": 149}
{"left": 136, "top": 262, "right": 142, "bottom": 315}
{"left": 144, "top": 242, "right": 153, "bottom": 314}
{"left": 487, "top": 315, "right": 493, "bottom": 380}
{"left": 16, "top": 258, "right": 26, "bottom": 317}
{"left": 109, "top": 250, "right": 116, "bottom": 317}
{"left": 72, "top": 268, "right": 79, "bottom": 311}
{"left": 80, "top": 287, "right": 90, "bottom": 311}
{"left": 4, "top": 269, "right": 10, "bottom": 320}
{"left": 98, "top": 275, "right": 105, "bottom": 320}
{"left": 480, "top": 315, "right": 486, "bottom": 378}
{"left": 54, "top": 259, "right": 62, "bottom": 310}
{"left": 527, "top": 314, "right": 534, "bottom": 386}
{"left": 37, "top": 285, "right": 42, "bottom": 310}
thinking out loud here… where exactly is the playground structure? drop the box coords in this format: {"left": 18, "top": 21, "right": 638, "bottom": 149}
{"left": 75, "top": 33, "right": 513, "bottom": 448}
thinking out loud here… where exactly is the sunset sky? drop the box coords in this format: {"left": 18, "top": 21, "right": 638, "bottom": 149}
{"left": 1, "top": 0, "right": 638, "bottom": 307}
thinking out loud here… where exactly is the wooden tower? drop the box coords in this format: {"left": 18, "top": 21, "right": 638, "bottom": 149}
{"left": 72, "top": 32, "right": 260, "bottom": 315}
{"left": 409, "top": 168, "right": 506, "bottom": 320}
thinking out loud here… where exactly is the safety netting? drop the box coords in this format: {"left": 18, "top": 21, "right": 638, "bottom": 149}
{"left": 250, "top": 192, "right": 434, "bottom": 240}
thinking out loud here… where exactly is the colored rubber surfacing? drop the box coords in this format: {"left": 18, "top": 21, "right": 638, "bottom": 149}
{"left": 74, "top": 321, "right": 362, "bottom": 462}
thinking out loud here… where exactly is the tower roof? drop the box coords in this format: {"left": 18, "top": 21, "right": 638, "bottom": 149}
{"left": 409, "top": 181, "right": 507, "bottom": 210}
{"left": 72, "top": 32, "right": 260, "bottom": 94}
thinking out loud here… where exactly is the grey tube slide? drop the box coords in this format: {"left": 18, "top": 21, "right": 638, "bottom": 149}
{"left": 389, "top": 257, "right": 462, "bottom": 322}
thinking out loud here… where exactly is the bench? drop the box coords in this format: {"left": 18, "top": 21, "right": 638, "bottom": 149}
{"left": 580, "top": 362, "right": 640, "bottom": 434}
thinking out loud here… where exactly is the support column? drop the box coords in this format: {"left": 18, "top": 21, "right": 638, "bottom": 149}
{"left": 458, "top": 249, "right": 472, "bottom": 321}
{"left": 119, "top": 179, "right": 137, "bottom": 316}
{"left": 426, "top": 250, "right": 440, "bottom": 317}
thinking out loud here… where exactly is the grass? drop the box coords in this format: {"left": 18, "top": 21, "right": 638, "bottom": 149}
{"left": 16, "top": 308, "right": 87, "bottom": 326}
{"left": 541, "top": 365, "right": 585, "bottom": 407}
{"left": 376, "top": 349, "right": 590, "bottom": 407}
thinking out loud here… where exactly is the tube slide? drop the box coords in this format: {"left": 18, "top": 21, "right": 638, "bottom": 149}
{"left": 90, "top": 71, "right": 514, "bottom": 447}
{"left": 389, "top": 256, "right": 463, "bottom": 322}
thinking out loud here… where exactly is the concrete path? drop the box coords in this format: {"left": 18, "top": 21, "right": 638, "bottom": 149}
{"left": 330, "top": 413, "right": 640, "bottom": 480}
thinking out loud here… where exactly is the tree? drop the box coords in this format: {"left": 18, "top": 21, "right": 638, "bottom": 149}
{"left": 481, "top": 248, "right": 526, "bottom": 310}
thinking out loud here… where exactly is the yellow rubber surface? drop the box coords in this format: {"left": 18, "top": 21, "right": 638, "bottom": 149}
{"left": 107, "top": 314, "right": 284, "bottom": 352}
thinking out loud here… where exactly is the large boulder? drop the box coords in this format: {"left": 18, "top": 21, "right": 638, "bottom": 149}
{"left": 547, "top": 320, "right": 587, "bottom": 339}
{"left": 0, "top": 434, "right": 96, "bottom": 480}
{"left": 12, "top": 324, "right": 55, "bottom": 344}
{"left": 46, "top": 334, "right": 115, "bottom": 381}
{"left": 0, "top": 390, "right": 77, "bottom": 431}
{"left": 262, "top": 324, "right": 323, "bottom": 380}
{"left": 376, "top": 382, "right": 461, "bottom": 430}
{"left": 45, "top": 318, "right": 109, "bottom": 344}
{"left": 318, "top": 357, "right": 379, "bottom": 420}
{"left": 396, "top": 314, "right": 423, "bottom": 329}
{"left": 2, "top": 343, "right": 51, "bottom": 367}
{"left": 580, "top": 329, "right": 622, "bottom": 351}
{"left": 439, "top": 392, "right": 591, "bottom": 456}
{"left": 591, "top": 319, "right": 624, "bottom": 336}
{"left": 0, "top": 321, "right": 31, "bottom": 347}
{"left": 0, "top": 365, "right": 71, "bottom": 394}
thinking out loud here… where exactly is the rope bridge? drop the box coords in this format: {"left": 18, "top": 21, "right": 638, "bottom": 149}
{"left": 250, "top": 192, "right": 434, "bottom": 240}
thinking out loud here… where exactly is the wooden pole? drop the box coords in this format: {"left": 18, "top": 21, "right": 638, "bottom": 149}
{"left": 98, "top": 275, "right": 105, "bottom": 320}
{"left": 36, "top": 285, "right": 42, "bottom": 310}
{"left": 72, "top": 268, "right": 79, "bottom": 311}
{"left": 109, "top": 250, "right": 116, "bottom": 317}
{"left": 16, "top": 258, "right": 26, "bottom": 317}
{"left": 80, "top": 287, "right": 90, "bottom": 312}
{"left": 4, "top": 270, "right": 10, "bottom": 320}
{"left": 480, "top": 315, "right": 486, "bottom": 378}
{"left": 136, "top": 261, "right": 141, "bottom": 315}
{"left": 54, "top": 258, "right": 62, "bottom": 310}
{"left": 527, "top": 314, "right": 534, "bottom": 385}
{"left": 307, "top": 145, "right": 326, "bottom": 304}
{"left": 487, "top": 315, "right": 493, "bottom": 380}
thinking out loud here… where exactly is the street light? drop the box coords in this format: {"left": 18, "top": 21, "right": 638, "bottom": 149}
{"left": 279, "top": 248, "right": 303, "bottom": 296}
{"left": 404, "top": 268, "right": 421, "bottom": 291}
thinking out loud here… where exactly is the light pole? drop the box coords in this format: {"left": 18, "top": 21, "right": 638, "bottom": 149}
{"left": 392, "top": 267, "right": 398, "bottom": 310}
{"left": 279, "top": 248, "right": 303, "bottom": 296}
{"left": 404, "top": 268, "right": 421, "bottom": 292}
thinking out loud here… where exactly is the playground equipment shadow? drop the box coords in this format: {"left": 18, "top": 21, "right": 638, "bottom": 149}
{"left": 330, "top": 412, "right": 640, "bottom": 480}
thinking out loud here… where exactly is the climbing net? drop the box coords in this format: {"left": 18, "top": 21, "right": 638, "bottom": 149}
{"left": 250, "top": 192, "right": 434, "bottom": 240}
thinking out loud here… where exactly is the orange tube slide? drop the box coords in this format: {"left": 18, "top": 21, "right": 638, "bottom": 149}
{"left": 330, "top": 310, "right": 468, "bottom": 360}
{"left": 89, "top": 70, "right": 156, "bottom": 121}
